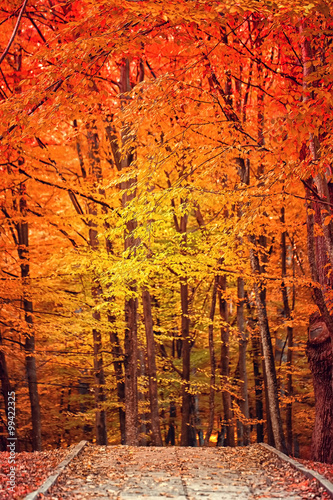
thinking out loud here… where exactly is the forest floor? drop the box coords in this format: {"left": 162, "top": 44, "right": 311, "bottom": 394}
{"left": 0, "top": 443, "right": 333, "bottom": 499}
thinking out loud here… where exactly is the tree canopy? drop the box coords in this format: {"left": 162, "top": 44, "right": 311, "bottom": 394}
{"left": 0, "top": 0, "right": 332, "bottom": 463}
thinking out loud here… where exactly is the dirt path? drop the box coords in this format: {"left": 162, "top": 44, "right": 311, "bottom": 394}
{"left": 46, "top": 444, "right": 330, "bottom": 499}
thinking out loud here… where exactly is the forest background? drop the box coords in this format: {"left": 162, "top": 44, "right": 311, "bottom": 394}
{"left": 0, "top": 0, "right": 332, "bottom": 464}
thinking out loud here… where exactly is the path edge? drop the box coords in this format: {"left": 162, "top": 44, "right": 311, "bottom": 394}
{"left": 260, "top": 443, "right": 333, "bottom": 498}
{"left": 24, "top": 440, "right": 88, "bottom": 500}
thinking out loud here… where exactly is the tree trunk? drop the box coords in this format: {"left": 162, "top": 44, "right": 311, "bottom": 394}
{"left": 249, "top": 243, "right": 287, "bottom": 454}
{"left": 300, "top": 23, "right": 333, "bottom": 463}
{"left": 109, "top": 323, "right": 126, "bottom": 444}
{"left": 219, "top": 275, "right": 235, "bottom": 446}
{"left": 180, "top": 279, "right": 192, "bottom": 446}
{"left": 142, "top": 288, "right": 163, "bottom": 446}
{"left": 87, "top": 120, "right": 108, "bottom": 446}
{"left": 251, "top": 330, "right": 264, "bottom": 443}
{"left": 262, "top": 357, "right": 275, "bottom": 446}
{"left": 119, "top": 58, "right": 139, "bottom": 446}
{"left": 92, "top": 315, "right": 107, "bottom": 445}
{"left": 281, "top": 206, "right": 293, "bottom": 454}
{"left": 307, "top": 315, "right": 333, "bottom": 463}
{"left": 237, "top": 277, "right": 249, "bottom": 445}
{"left": 137, "top": 346, "right": 148, "bottom": 446}
{"left": 123, "top": 292, "right": 139, "bottom": 445}
{"left": 0, "top": 331, "right": 12, "bottom": 421}
{"left": 204, "top": 276, "right": 218, "bottom": 445}
{"left": 17, "top": 186, "right": 42, "bottom": 451}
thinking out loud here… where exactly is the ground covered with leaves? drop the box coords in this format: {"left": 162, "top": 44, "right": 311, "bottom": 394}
{"left": 255, "top": 449, "right": 332, "bottom": 499}
{"left": 0, "top": 444, "right": 332, "bottom": 499}
{"left": 296, "top": 459, "right": 333, "bottom": 484}
{"left": 0, "top": 446, "right": 73, "bottom": 499}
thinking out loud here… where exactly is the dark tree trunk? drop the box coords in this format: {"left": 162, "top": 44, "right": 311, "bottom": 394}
{"left": 170, "top": 204, "right": 193, "bottom": 447}
{"left": 166, "top": 402, "right": 176, "bottom": 445}
{"left": 180, "top": 279, "right": 192, "bottom": 446}
{"left": 249, "top": 242, "right": 287, "bottom": 454}
{"left": 12, "top": 45, "right": 42, "bottom": 451}
{"left": 92, "top": 316, "right": 107, "bottom": 445}
{"left": 119, "top": 58, "right": 139, "bottom": 446}
{"left": 16, "top": 188, "right": 42, "bottom": 451}
{"left": 286, "top": 328, "right": 293, "bottom": 453}
{"left": 251, "top": 331, "right": 264, "bottom": 443}
{"left": 109, "top": 323, "right": 126, "bottom": 444}
{"left": 142, "top": 288, "right": 163, "bottom": 446}
{"left": 307, "top": 315, "right": 333, "bottom": 463}
{"left": 237, "top": 277, "right": 249, "bottom": 446}
{"left": 138, "top": 346, "right": 148, "bottom": 446}
{"left": 218, "top": 275, "right": 235, "bottom": 446}
{"left": 124, "top": 293, "right": 139, "bottom": 445}
{"left": 281, "top": 206, "right": 294, "bottom": 454}
{"left": 262, "top": 358, "right": 275, "bottom": 446}
{"left": 0, "top": 331, "right": 12, "bottom": 420}
{"left": 204, "top": 276, "right": 218, "bottom": 445}
{"left": 300, "top": 26, "right": 333, "bottom": 463}
{"left": 87, "top": 121, "right": 108, "bottom": 446}
{"left": 246, "top": 296, "right": 264, "bottom": 443}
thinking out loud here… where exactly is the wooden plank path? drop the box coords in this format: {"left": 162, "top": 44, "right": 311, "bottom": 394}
{"left": 25, "top": 442, "right": 333, "bottom": 500}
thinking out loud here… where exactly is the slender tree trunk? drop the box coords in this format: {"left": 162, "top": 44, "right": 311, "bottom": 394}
{"left": 262, "top": 356, "right": 275, "bottom": 446}
{"left": 204, "top": 276, "right": 218, "bottom": 445}
{"left": 249, "top": 243, "right": 287, "bottom": 454}
{"left": 72, "top": 119, "right": 108, "bottom": 445}
{"left": 17, "top": 185, "right": 42, "bottom": 451}
{"left": 0, "top": 331, "right": 12, "bottom": 420}
{"left": 11, "top": 38, "right": 41, "bottom": 452}
{"left": 251, "top": 330, "right": 264, "bottom": 443}
{"left": 123, "top": 292, "right": 138, "bottom": 445}
{"left": 119, "top": 58, "right": 139, "bottom": 445}
{"left": 87, "top": 121, "right": 108, "bottom": 446}
{"left": 108, "top": 322, "right": 126, "bottom": 444}
{"left": 246, "top": 293, "right": 264, "bottom": 443}
{"left": 137, "top": 346, "right": 148, "bottom": 445}
{"left": 286, "top": 328, "right": 293, "bottom": 452}
{"left": 280, "top": 206, "right": 293, "bottom": 454}
{"left": 180, "top": 279, "right": 192, "bottom": 446}
{"left": 219, "top": 275, "right": 235, "bottom": 446}
{"left": 237, "top": 277, "right": 250, "bottom": 445}
{"left": 142, "top": 288, "right": 163, "bottom": 446}
{"left": 92, "top": 311, "right": 107, "bottom": 445}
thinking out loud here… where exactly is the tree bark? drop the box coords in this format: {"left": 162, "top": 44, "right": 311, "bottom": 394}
{"left": 108, "top": 322, "right": 126, "bottom": 444}
{"left": 142, "top": 288, "right": 163, "bottom": 446}
{"left": 0, "top": 331, "right": 12, "bottom": 421}
{"left": 219, "top": 275, "right": 235, "bottom": 446}
{"left": 87, "top": 120, "right": 108, "bottom": 446}
{"left": 249, "top": 242, "right": 287, "bottom": 454}
{"left": 180, "top": 278, "right": 192, "bottom": 446}
{"left": 251, "top": 329, "right": 264, "bottom": 443}
{"left": 17, "top": 185, "right": 42, "bottom": 451}
{"left": 262, "top": 356, "right": 275, "bottom": 446}
{"left": 300, "top": 23, "right": 333, "bottom": 463}
{"left": 119, "top": 58, "right": 139, "bottom": 446}
{"left": 281, "top": 206, "right": 294, "bottom": 454}
{"left": 204, "top": 276, "right": 218, "bottom": 445}
{"left": 237, "top": 277, "right": 250, "bottom": 445}
{"left": 307, "top": 315, "right": 333, "bottom": 463}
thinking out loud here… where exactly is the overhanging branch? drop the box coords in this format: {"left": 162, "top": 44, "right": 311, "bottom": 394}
{"left": 0, "top": 0, "right": 29, "bottom": 66}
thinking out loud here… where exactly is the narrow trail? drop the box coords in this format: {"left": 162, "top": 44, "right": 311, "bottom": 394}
{"left": 44, "top": 444, "right": 330, "bottom": 499}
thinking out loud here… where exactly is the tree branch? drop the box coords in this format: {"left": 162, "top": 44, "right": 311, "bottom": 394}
{"left": 0, "top": 0, "right": 29, "bottom": 66}
{"left": 16, "top": 166, "right": 116, "bottom": 212}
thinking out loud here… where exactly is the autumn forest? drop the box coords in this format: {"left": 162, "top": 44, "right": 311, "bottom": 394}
{"left": 0, "top": 0, "right": 332, "bottom": 465}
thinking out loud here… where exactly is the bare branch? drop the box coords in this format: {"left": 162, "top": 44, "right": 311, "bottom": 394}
{"left": 0, "top": 0, "right": 29, "bottom": 66}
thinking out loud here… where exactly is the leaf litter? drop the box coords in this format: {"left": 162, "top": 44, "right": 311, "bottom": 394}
{"left": 0, "top": 443, "right": 331, "bottom": 499}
